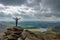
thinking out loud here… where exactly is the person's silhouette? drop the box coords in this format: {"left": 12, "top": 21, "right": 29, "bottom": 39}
{"left": 13, "top": 17, "right": 20, "bottom": 27}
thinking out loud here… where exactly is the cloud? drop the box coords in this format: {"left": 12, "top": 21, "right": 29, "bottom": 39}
{"left": 26, "top": 0, "right": 41, "bottom": 11}
{"left": 0, "top": 12, "right": 12, "bottom": 18}
{"left": 0, "top": 0, "right": 26, "bottom": 5}
{"left": 0, "top": 0, "right": 60, "bottom": 21}
{"left": 26, "top": 0, "right": 41, "bottom": 6}
{"left": 0, "top": 4, "right": 36, "bottom": 19}
{"left": 42, "top": 0, "right": 60, "bottom": 12}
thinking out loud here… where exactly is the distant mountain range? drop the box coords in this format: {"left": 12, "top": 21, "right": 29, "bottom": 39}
{"left": 0, "top": 21, "right": 60, "bottom": 32}
{"left": 0, "top": 21, "right": 60, "bottom": 28}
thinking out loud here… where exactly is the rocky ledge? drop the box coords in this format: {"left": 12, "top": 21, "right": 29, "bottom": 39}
{"left": 0, "top": 26, "right": 60, "bottom": 40}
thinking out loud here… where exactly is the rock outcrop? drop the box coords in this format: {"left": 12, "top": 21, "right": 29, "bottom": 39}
{"left": 0, "top": 26, "right": 42, "bottom": 40}
{"left": 0, "top": 26, "right": 60, "bottom": 40}
{"left": 1, "top": 26, "right": 23, "bottom": 40}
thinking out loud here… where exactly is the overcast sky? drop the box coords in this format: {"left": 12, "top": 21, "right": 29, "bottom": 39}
{"left": 0, "top": 0, "right": 60, "bottom": 21}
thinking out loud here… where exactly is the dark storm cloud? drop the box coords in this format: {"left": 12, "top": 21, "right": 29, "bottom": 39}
{"left": 14, "top": 13, "right": 32, "bottom": 19}
{"left": 39, "top": 13, "right": 60, "bottom": 18}
{"left": 47, "top": 13, "right": 60, "bottom": 17}
{"left": 26, "top": 0, "right": 41, "bottom": 7}
{"left": 0, "top": 12, "right": 12, "bottom": 17}
{"left": 42, "top": 0, "right": 60, "bottom": 12}
{"left": 0, "top": 0, "right": 26, "bottom": 5}
{"left": 26, "top": 0, "right": 41, "bottom": 11}
{"left": 34, "top": 12, "right": 60, "bottom": 18}
{"left": 0, "top": 0, "right": 60, "bottom": 20}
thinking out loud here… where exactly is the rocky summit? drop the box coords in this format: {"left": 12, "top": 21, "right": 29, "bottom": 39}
{"left": 0, "top": 26, "right": 60, "bottom": 40}
{"left": 0, "top": 26, "right": 42, "bottom": 40}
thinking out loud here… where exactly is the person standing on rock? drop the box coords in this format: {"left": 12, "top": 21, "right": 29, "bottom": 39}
{"left": 13, "top": 17, "right": 21, "bottom": 27}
